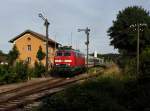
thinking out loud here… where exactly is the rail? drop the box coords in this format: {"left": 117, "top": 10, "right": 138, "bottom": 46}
{"left": 0, "top": 68, "right": 104, "bottom": 111}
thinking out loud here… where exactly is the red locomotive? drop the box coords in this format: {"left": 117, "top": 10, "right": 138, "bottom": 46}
{"left": 54, "top": 46, "right": 86, "bottom": 75}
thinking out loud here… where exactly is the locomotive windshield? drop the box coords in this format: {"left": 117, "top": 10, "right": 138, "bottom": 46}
{"left": 57, "top": 52, "right": 62, "bottom": 56}
{"left": 64, "top": 52, "right": 71, "bottom": 56}
{"left": 56, "top": 51, "right": 71, "bottom": 56}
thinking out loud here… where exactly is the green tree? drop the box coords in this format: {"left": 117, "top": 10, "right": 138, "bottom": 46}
{"left": 8, "top": 45, "right": 19, "bottom": 65}
{"left": 107, "top": 6, "right": 150, "bottom": 57}
{"left": 12, "top": 61, "right": 29, "bottom": 81}
{"left": 139, "top": 48, "right": 150, "bottom": 78}
{"left": 0, "top": 50, "right": 7, "bottom": 63}
{"left": 36, "top": 46, "right": 45, "bottom": 62}
{"left": 33, "top": 61, "right": 46, "bottom": 77}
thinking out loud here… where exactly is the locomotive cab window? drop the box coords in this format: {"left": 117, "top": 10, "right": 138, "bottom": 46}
{"left": 76, "top": 52, "right": 79, "bottom": 57}
{"left": 57, "top": 52, "right": 62, "bottom": 56}
{"left": 64, "top": 52, "right": 71, "bottom": 56}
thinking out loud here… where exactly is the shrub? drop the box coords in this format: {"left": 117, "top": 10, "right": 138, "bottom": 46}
{"left": 123, "top": 58, "right": 136, "bottom": 78}
{"left": 37, "top": 76, "right": 150, "bottom": 111}
{"left": 7, "top": 45, "right": 19, "bottom": 65}
{"left": 12, "top": 61, "right": 29, "bottom": 81}
{"left": 0, "top": 61, "right": 46, "bottom": 84}
{"left": 139, "top": 48, "right": 150, "bottom": 78}
{"left": 37, "top": 77, "right": 128, "bottom": 111}
{"left": 0, "top": 65, "right": 9, "bottom": 76}
{"left": 36, "top": 46, "right": 45, "bottom": 62}
{"left": 0, "top": 62, "right": 29, "bottom": 84}
{"left": 33, "top": 62, "right": 46, "bottom": 77}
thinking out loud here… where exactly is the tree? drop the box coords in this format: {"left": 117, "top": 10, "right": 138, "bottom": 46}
{"left": 33, "top": 61, "right": 46, "bottom": 77}
{"left": 8, "top": 45, "right": 19, "bottom": 65}
{"left": 140, "top": 48, "right": 150, "bottom": 78}
{"left": 36, "top": 46, "right": 45, "bottom": 62}
{"left": 0, "top": 50, "right": 7, "bottom": 63}
{"left": 107, "top": 6, "right": 150, "bottom": 57}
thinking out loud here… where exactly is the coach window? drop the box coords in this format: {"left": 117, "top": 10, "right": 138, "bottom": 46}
{"left": 64, "top": 52, "right": 71, "bottom": 56}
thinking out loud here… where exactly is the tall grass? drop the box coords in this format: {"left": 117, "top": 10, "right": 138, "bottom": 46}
{"left": 37, "top": 73, "right": 150, "bottom": 111}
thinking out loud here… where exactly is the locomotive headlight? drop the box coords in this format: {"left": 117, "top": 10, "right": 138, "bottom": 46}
{"left": 64, "top": 60, "right": 72, "bottom": 62}
{"left": 55, "top": 60, "right": 61, "bottom": 62}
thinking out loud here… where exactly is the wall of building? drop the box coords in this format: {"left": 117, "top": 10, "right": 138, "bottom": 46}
{"left": 14, "top": 33, "right": 55, "bottom": 67}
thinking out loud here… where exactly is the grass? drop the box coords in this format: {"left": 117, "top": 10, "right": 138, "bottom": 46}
{"left": 35, "top": 65, "right": 150, "bottom": 111}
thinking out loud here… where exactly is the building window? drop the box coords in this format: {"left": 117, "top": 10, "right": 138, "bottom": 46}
{"left": 27, "top": 57, "right": 31, "bottom": 63}
{"left": 27, "top": 45, "right": 31, "bottom": 51}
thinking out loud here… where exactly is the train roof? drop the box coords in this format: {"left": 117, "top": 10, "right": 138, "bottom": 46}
{"left": 57, "top": 46, "right": 81, "bottom": 52}
{"left": 57, "top": 49, "right": 81, "bottom": 53}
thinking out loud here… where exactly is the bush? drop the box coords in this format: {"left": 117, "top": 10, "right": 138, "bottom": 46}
{"left": 0, "top": 65, "right": 16, "bottom": 84}
{"left": 0, "top": 61, "right": 29, "bottom": 84}
{"left": 37, "top": 75, "right": 150, "bottom": 111}
{"left": 0, "top": 65, "right": 9, "bottom": 76}
{"left": 0, "top": 61, "right": 46, "bottom": 84}
{"left": 139, "top": 48, "right": 150, "bottom": 78}
{"left": 123, "top": 58, "right": 136, "bottom": 78}
{"left": 118, "top": 48, "right": 150, "bottom": 79}
{"left": 12, "top": 61, "right": 29, "bottom": 81}
{"left": 37, "top": 77, "right": 128, "bottom": 111}
{"left": 33, "top": 62, "right": 46, "bottom": 77}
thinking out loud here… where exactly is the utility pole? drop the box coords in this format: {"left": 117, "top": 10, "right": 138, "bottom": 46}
{"left": 130, "top": 23, "right": 147, "bottom": 76}
{"left": 78, "top": 27, "right": 90, "bottom": 73}
{"left": 137, "top": 24, "right": 140, "bottom": 77}
{"left": 38, "top": 13, "right": 50, "bottom": 75}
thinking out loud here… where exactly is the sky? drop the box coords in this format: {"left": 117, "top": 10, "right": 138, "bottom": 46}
{"left": 0, "top": 0, "right": 149, "bottom": 54}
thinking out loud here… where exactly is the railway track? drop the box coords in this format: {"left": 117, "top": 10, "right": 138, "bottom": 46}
{"left": 0, "top": 78, "right": 54, "bottom": 96}
{"left": 0, "top": 69, "right": 103, "bottom": 111}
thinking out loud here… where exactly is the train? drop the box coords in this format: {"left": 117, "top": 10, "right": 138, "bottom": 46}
{"left": 54, "top": 46, "right": 104, "bottom": 76}
{"left": 54, "top": 47, "right": 85, "bottom": 74}
{"left": 87, "top": 55, "right": 104, "bottom": 67}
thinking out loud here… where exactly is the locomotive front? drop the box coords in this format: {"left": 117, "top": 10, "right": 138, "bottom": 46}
{"left": 54, "top": 50, "right": 74, "bottom": 68}
{"left": 54, "top": 49, "right": 86, "bottom": 76}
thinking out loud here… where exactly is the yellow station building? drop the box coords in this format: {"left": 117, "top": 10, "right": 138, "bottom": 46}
{"left": 9, "top": 30, "right": 59, "bottom": 67}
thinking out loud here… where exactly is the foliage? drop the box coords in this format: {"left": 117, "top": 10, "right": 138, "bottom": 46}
{"left": 37, "top": 76, "right": 150, "bottom": 111}
{"left": 8, "top": 45, "right": 19, "bottom": 65}
{"left": 0, "top": 65, "right": 11, "bottom": 84}
{"left": 100, "top": 53, "right": 120, "bottom": 63}
{"left": 12, "top": 61, "right": 29, "bottom": 81}
{"left": 0, "top": 61, "right": 29, "bottom": 84}
{"left": 123, "top": 58, "right": 136, "bottom": 77}
{"left": 139, "top": 48, "right": 150, "bottom": 78}
{"left": 33, "top": 61, "right": 46, "bottom": 77}
{"left": 107, "top": 6, "right": 150, "bottom": 57}
{"left": 119, "top": 48, "right": 150, "bottom": 78}
{"left": 0, "top": 50, "right": 7, "bottom": 63}
{"left": 36, "top": 46, "right": 45, "bottom": 62}
{"left": 0, "top": 61, "right": 46, "bottom": 84}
